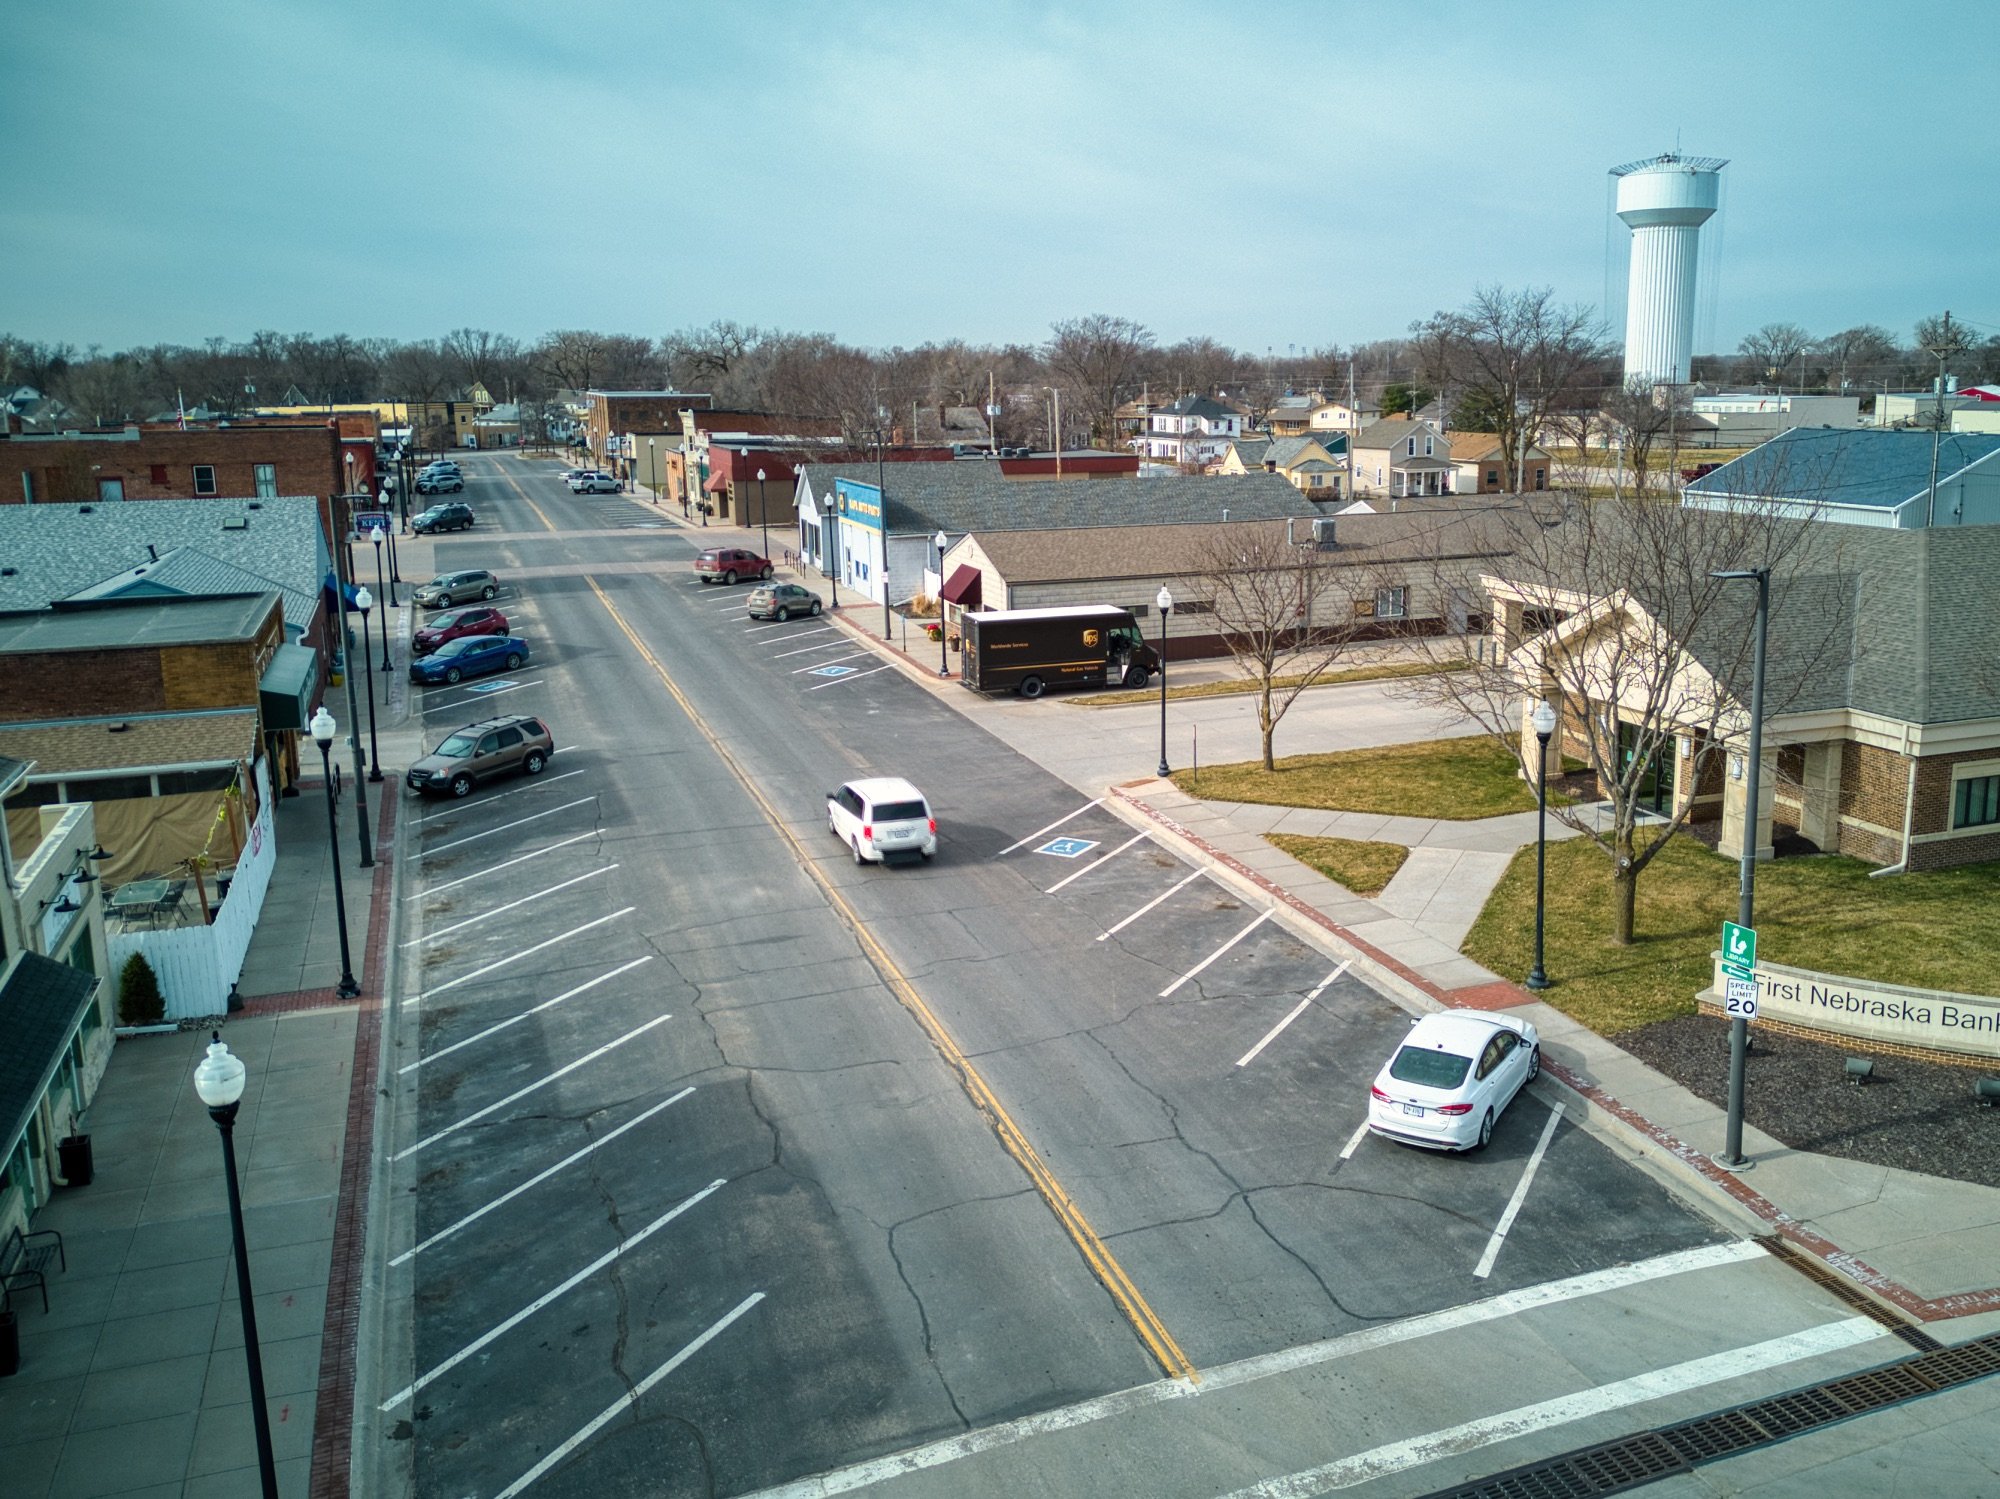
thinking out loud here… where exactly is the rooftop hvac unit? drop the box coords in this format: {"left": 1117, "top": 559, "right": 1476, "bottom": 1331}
{"left": 1312, "top": 517, "right": 1338, "bottom": 548}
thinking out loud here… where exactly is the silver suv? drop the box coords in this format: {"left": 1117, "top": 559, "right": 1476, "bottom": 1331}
{"left": 407, "top": 715, "right": 555, "bottom": 798}
{"left": 415, "top": 570, "right": 500, "bottom": 608}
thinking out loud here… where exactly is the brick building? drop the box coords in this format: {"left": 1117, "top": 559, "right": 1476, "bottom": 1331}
{"left": 2, "top": 421, "right": 347, "bottom": 515}
{"left": 582, "top": 390, "right": 713, "bottom": 483}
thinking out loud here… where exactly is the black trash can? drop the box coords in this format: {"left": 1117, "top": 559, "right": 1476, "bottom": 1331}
{"left": 0, "top": 1306, "right": 19, "bottom": 1376}
{"left": 58, "top": 1134, "right": 93, "bottom": 1188}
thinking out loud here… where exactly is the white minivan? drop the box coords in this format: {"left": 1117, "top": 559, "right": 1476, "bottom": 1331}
{"left": 827, "top": 778, "right": 937, "bottom": 866}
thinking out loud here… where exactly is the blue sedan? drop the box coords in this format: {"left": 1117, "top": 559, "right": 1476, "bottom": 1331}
{"left": 409, "top": 634, "right": 529, "bottom": 685}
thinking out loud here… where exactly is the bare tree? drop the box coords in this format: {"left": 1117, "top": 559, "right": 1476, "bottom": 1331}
{"left": 381, "top": 340, "right": 456, "bottom": 403}
{"left": 1813, "top": 325, "right": 1898, "bottom": 393}
{"left": 535, "top": 329, "right": 612, "bottom": 393}
{"left": 1188, "top": 523, "right": 1375, "bottom": 769}
{"left": 1044, "top": 314, "right": 1154, "bottom": 444}
{"left": 1738, "top": 322, "right": 1812, "bottom": 387}
{"left": 1414, "top": 287, "right": 1607, "bottom": 490}
{"left": 442, "top": 328, "right": 522, "bottom": 395}
{"left": 1407, "top": 486, "right": 1846, "bottom": 944}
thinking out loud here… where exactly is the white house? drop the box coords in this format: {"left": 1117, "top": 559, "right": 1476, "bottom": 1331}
{"left": 1140, "top": 395, "right": 1242, "bottom": 467}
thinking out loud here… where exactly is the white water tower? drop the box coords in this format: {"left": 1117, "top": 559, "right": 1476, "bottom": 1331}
{"left": 1613, "top": 153, "right": 1726, "bottom": 387}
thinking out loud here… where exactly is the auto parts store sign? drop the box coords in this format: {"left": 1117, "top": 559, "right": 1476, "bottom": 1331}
{"left": 1707, "top": 955, "right": 2000, "bottom": 1061}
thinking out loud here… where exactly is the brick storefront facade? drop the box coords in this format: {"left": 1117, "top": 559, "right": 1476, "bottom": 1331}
{"left": 1, "top": 423, "right": 344, "bottom": 516}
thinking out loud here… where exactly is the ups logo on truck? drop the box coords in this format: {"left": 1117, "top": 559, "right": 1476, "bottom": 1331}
{"left": 1081, "top": 629, "right": 1101, "bottom": 647}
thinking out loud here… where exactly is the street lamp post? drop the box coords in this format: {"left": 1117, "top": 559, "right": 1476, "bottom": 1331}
{"left": 648, "top": 437, "right": 657, "bottom": 504}
{"left": 1526, "top": 700, "right": 1558, "bottom": 990}
{"left": 369, "top": 535, "right": 391, "bottom": 670}
{"left": 380, "top": 490, "right": 401, "bottom": 589}
{"left": 355, "top": 587, "right": 383, "bottom": 784}
{"left": 308, "top": 708, "right": 362, "bottom": 999}
{"left": 192, "top": 1035, "right": 281, "bottom": 1499}
{"left": 1155, "top": 585, "right": 1173, "bottom": 778}
{"left": 933, "top": 530, "right": 951, "bottom": 677}
{"left": 1712, "top": 566, "right": 1770, "bottom": 1170}
{"left": 333, "top": 511, "right": 372, "bottom": 868}
{"left": 757, "top": 468, "right": 771, "bottom": 563}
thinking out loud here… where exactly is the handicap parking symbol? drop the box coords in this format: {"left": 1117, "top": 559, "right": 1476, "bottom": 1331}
{"left": 467, "top": 679, "right": 517, "bottom": 693}
{"left": 809, "top": 664, "right": 858, "bottom": 679}
{"left": 1038, "top": 837, "right": 1099, "bottom": 859}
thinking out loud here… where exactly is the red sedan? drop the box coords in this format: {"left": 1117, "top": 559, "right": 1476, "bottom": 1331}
{"left": 412, "top": 606, "right": 509, "bottom": 657}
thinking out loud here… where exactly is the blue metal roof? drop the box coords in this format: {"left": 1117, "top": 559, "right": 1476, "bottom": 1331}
{"left": 1683, "top": 428, "right": 2000, "bottom": 512}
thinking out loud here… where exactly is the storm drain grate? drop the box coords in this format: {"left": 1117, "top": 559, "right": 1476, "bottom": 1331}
{"left": 1419, "top": 1331, "right": 2000, "bottom": 1499}
{"left": 1752, "top": 1234, "right": 1939, "bottom": 1348}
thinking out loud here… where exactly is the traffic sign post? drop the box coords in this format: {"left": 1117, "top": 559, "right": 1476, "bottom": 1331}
{"left": 1722, "top": 920, "right": 1757, "bottom": 979}
{"left": 1718, "top": 918, "right": 1760, "bottom": 1171}
{"left": 1723, "top": 974, "right": 1759, "bottom": 1018}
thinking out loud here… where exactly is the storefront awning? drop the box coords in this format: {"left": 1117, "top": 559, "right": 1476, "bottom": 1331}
{"left": 259, "top": 643, "right": 320, "bottom": 732}
{"left": 1, "top": 953, "right": 100, "bottom": 1169}
{"left": 940, "top": 565, "right": 983, "bottom": 608}
{"left": 703, "top": 470, "right": 730, "bottom": 493}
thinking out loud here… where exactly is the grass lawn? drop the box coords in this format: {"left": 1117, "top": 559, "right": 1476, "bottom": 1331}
{"left": 1072, "top": 659, "right": 1449, "bottom": 708}
{"left": 1176, "top": 735, "right": 1559, "bottom": 821}
{"left": 1268, "top": 834, "right": 1408, "bottom": 896}
{"left": 1462, "top": 834, "right": 2000, "bottom": 1035}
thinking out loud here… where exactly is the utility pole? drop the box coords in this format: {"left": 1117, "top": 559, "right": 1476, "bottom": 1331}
{"left": 1923, "top": 311, "right": 1958, "bottom": 529}
{"left": 988, "top": 371, "right": 997, "bottom": 456}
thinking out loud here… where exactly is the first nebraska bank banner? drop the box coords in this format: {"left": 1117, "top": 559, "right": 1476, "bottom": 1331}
{"left": 1710, "top": 956, "right": 2000, "bottom": 1061}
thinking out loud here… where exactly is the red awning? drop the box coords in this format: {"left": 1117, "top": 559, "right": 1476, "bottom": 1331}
{"left": 940, "top": 564, "right": 982, "bottom": 608}
{"left": 702, "top": 470, "right": 729, "bottom": 493}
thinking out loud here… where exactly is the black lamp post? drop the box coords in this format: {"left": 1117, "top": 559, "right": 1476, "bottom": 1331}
{"left": 193, "top": 1034, "right": 281, "bottom": 1499}
{"left": 1526, "top": 699, "right": 1558, "bottom": 990}
{"left": 1155, "top": 585, "right": 1173, "bottom": 778}
{"left": 757, "top": 467, "right": 771, "bottom": 563}
{"left": 648, "top": 437, "right": 658, "bottom": 504}
{"left": 1713, "top": 565, "right": 1771, "bottom": 1170}
{"left": 934, "top": 530, "right": 951, "bottom": 677}
{"left": 356, "top": 586, "right": 383, "bottom": 784}
{"left": 380, "top": 490, "right": 402, "bottom": 587}
{"left": 310, "top": 707, "right": 362, "bottom": 1000}
{"left": 369, "top": 535, "right": 391, "bottom": 669}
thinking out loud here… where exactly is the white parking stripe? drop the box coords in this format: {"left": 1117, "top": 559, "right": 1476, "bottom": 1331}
{"left": 423, "top": 679, "right": 542, "bottom": 711}
{"left": 393, "top": 1013, "right": 672, "bottom": 1160}
{"left": 1337, "top": 1119, "right": 1371, "bottom": 1160}
{"left": 746, "top": 622, "right": 832, "bottom": 638}
{"left": 1160, "top": 909, "right": 1273, "bottom": 997}
{"left": 424, "top": 796, "right": 597, "bottom": 854}
{"left": 1214, "top": 1317, "right": 1884, "bottom": 1497}
{"left": 418, "top": 908, "right": 634, "bottom": 1000}
{"left": 997, "top": 799, "right": 1105, "bottom": 857}
{"left": 378, "top": 1178, "right": 726, "bottom": 1409}
{"left": 405, "top": 831, "right": 598, "bottom": 898}
{"left": 401, "top": 866, "right": 614, "bottom": 947}
{"left": 1046, "top": 832, "right": 1148, "bottom": 893}
{"left": 734, "top": 1242, "right": 1772, "bottom": 1499}
{"left": 413, "top": 769, "right": 586, "bottom": 822}
{"left": 1236, "top": 962, "right": 1350, "bottom": 1067}
{"left": 772, "top": 639, "right": 861, "bottom": 660}
{"left": 493, "top": 1292, "right": 765, "bottom": 1499}
{"left": 389, "top": 1086, "right": 691, "bottom": 1263}
{"left": 792, "top": 652, "right": 870, "bottom": 675}
{"left": 808, "top": 664, "right": 892, "bottom": 690}
{"left": 1474, "top": 1102, "right": 1565, "bottom": 1279}
{"left": 399, "top": 957, "right": 653, "bottom": 1073}
{"left": 1098, "top": 868, "right": 1205, "bottom": 940}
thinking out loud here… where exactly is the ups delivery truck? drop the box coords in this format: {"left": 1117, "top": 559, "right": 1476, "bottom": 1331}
{"left": 960, "top": 605, "right": 1160, "bottom": 698}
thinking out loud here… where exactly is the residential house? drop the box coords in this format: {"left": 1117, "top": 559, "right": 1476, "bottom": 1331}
{"left": 1485, "top": 513, "right": 2000, "bottom": 873}
{"left": 1350, "top": 418, "right": 1455, "bottom": 498}
{"left": 0, "top": 755, "right": 112, "bottom": 1244}
{"left": 1216, "top": 435, "right": 1348, "bottom": 497}
{"left": 1682, "top": 428, "right": 2000, "bottom": 529}
{"left": 1450, "top": 433, "right": 1551, "bottom": 494}
{"left": 1139, "top": 395, "right": 1243, "bottom": 467}
{"left": 1266, "top": 394, "right": 1323, "bottom": 438}
{"left": 1311, "top": 397, "right": 1381, "bottom": 434}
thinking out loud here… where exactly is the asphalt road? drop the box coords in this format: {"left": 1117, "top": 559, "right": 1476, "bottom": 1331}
{"left": 367, "top": 456, "right": 1902, "bottom": 1499}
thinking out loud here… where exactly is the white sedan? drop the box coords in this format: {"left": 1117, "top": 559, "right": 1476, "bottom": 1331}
{"left": 1367, "top": 1011, "right": 1540, "bottom": 1152}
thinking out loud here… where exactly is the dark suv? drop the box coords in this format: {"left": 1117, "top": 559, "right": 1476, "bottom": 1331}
{"left": 695, "top": 547, "right": 773, "bottom": 585}
{"left": 412, "top": 503, "right": 475, "bottom": 534}
{"left": 406, "top": 715, "right": 555, "bottom": 798}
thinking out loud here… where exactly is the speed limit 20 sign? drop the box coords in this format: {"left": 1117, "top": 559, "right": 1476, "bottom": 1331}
{"left": 1723, "top": 974, "right": 1759, "bottom": 1018}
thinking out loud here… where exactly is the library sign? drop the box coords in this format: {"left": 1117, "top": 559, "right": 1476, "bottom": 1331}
{"left": 1708, "top": 955, "right": 2000, "bottom": 1061}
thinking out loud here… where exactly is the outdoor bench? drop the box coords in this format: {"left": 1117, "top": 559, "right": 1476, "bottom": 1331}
{"left": 1, "top": 1224, "right": 66, "bottom": 1315}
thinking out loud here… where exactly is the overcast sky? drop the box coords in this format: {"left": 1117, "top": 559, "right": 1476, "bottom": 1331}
{"left": 1, "top": 1, "right": 1989, "bottom": 357}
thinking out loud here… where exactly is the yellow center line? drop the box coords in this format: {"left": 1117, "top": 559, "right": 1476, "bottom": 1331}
{"left": 583, "top": 574, "right": 1199, "bottom": 1386}
{"left": 492, "top": 462, "right": 560, "bottom": 533}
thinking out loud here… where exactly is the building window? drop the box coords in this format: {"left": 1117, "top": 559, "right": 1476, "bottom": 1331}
{"left": 150, "top": 463, "right": 168, "bottom": 485}
{"left": 1376, "top": 586, "right": 1408, "bottom": 620}
{"left": 21, "top": 470, "right": 35, "bottom": 503}
{"left": 1534, "top": 467, "right": 1547, "bottom": 490}
{"left": 98, "top": 478, "right": 124, "bottom": 501}
{"left": 1173, "top": 600, "right": 1213, "bottom": 615}
{"left": 1405, "top": 437, "right": 1416, "bottom": 457}
{"left": 192, "top": 464, "right": 217, "bottom": 496}
{"left": 1487, "top": 468, "right": 1499, "bottom": 485}
{"left": 254, "top": 462, "right": 277, "bottom": 498}
{"left": 1952, "top": 774, "right": 2000, "bottom": 829}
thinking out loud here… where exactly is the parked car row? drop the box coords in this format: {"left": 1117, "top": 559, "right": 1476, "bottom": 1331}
{"left": 408, "top": 713, "right": 554, "bottom": 798}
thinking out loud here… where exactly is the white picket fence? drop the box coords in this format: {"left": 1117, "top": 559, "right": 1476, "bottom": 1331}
{"left": 109, "top": 767, "right": 278, "bottom": 1021}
